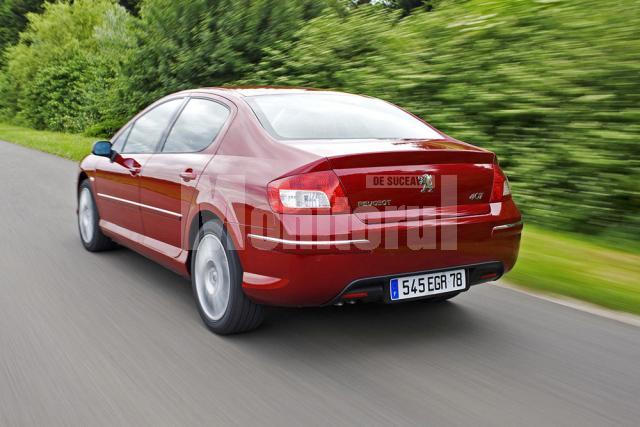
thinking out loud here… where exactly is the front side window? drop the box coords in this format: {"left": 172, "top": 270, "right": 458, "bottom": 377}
{"left": 245, "top": 93, "right": 442, "bottom": 140}
{"left": 111, "top": 126, "right": 131, "bottom": 152}
{"left": 123, "top": 99, "right": 184, "bottom": 154}
{"left": 162, "top": 99, "right": 230, "bottom": 153}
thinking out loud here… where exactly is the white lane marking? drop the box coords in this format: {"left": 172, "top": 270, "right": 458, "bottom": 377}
{"left": 494, "top": 281, "right": 640, "bottom": 328}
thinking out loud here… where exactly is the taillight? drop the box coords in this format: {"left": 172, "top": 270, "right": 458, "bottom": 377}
{"left": 267, "top": 171, "right": 350, "bottom": 214}
{"left": 490, "top": 164, "right": 512, "bottom": 202}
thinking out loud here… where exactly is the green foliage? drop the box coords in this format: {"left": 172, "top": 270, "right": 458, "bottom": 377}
{"left": 20, "top": 57, "right": 97, "bottom": 131}
{"left": 118, "top": 0, "right": 142, "bottom": 15}
{"left": 245, "top": 0, "right": 640, "bottom": 241}
{"left": 0, "top": 0, "right": 44, "bottom": 64}
{"left": 83, "top": 117, "right": 128, "bottom": 138}
{"left": 0, "top": 0, "right": 135, "bottom": 133}
{"left": 0, "top": 121, "right": 94, "bottom": 161}
{"left": 509, "top": 225, "right": 640, "bottom": 315}
{"left": 112, "top": 0, "right": 330, "bottom": 121}
{"left": 350, "top": 0, "right": 441, "bottom": 14}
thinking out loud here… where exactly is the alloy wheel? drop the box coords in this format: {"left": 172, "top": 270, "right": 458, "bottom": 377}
{"left": 194, "top": 234, "right": 231, "bottom": 321}
{"left": 78, "top": 187, "right": 95, "bottom": 244}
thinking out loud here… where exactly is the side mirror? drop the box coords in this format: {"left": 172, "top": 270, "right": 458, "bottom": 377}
{"left": 92, "top": 140, "right": 113, "bottom": 158}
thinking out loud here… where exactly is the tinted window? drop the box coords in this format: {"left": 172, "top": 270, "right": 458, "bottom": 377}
{"left": 162, "top": 99, "right": 230, "bottom": 153}
{"left": 123, "top": 99, "right": 183, "bottom": 154}
{"left": 246, "top": 94, "right": 442, "bottom": 140}
{"left": 111, "top": 126, "right": 130, "bottom": 152}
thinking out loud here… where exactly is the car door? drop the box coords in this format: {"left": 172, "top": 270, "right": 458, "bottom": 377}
{"left": 138, "top": 96, "right": 232, "bottom": 257}
{"left": 93, "top": 98, "right": 185, "bottom": 239}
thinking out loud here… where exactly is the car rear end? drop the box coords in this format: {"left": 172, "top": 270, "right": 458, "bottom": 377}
{"left": 237, "top": 91, "right": 522, "bottom": 306}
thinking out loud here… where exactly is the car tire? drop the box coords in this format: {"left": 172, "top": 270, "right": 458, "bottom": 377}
{"left": 78, "top": 180, "right": 116, "bottom": 252}
{"left": 191, "top": 220, "right": 264, "bottom": 335}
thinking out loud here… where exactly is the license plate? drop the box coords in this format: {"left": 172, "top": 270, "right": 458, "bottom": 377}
{"left": 389, "top": 269, "right": 466, "bottom": 301}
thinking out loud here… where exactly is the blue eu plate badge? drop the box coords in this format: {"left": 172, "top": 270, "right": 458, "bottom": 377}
{"left": 390, "top": 279, "right": 399, "bottom": 300}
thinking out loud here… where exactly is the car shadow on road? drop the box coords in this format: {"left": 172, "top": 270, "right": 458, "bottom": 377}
{"left": 249, "top": 299, "right": 489, "bottom": 344}
{"left": 100, "top": 245, "right": 503, "bottom": 360}
{"left": 224, "top": 297, "right": 511, "bottom": 370}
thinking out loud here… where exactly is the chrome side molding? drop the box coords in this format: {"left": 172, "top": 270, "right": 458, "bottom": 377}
{"left": 97, "top": 193, "right": 182, "bottom": 218}
{"left": 247, "top": 234, "right": 369, "bottom": 246}
{"left": 492, "top": 221, "right": 523, "bottom": 232}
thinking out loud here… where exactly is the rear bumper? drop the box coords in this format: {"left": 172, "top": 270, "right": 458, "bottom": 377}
{"left": 326, "top": 261, "right": 504, "bottom": 306}
{"left": 237, "top": 200, "right": 522, "bottom": 307}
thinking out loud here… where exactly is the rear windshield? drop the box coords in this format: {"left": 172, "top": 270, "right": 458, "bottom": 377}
{"left": 245, "top": 93, "right": 442, "bottom": 140}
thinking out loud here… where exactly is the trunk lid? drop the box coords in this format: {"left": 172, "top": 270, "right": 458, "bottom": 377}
{"left": 286, "top": 138, "right": 496, "bottom": 223}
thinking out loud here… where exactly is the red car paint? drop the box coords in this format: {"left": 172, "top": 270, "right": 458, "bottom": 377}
{"left": 79, "top": 87, "right": 522, "bottom": 307}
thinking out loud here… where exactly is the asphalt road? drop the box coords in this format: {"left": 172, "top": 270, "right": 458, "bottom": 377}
{"left": 1, "top": 140, "right": 639, "bottom": 426}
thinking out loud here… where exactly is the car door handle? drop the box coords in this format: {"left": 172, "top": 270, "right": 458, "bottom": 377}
{"left": 179, "top": 169, "right": 197, "bottom": 182}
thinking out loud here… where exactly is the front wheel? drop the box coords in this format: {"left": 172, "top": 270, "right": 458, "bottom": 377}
{"left": 77, "top": 180, "right": 115, "bottom": 252}
{"left": 191, "top": 220, "right": 263, "bottom": 334}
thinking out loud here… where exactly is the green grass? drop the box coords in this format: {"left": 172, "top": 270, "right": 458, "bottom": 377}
{"left": 508, "top": 225, "right": 640, "bottom": 315}
{"left": 0, "top": 122, "right": 94, "bottom": 161}
{"left": 1, "top": 122, "right": 638, "bottom": 316}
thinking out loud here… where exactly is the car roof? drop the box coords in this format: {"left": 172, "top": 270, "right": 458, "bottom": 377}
{"left": 194, "top": 86, "right": 350, "bottom": 98}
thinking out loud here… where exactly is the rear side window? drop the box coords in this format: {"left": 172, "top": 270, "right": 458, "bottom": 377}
{"left": 162, "top": 99, "right": 230, "bottom": 153}
{"left": 123, "top": 99, "right": 184, "bottom": 154}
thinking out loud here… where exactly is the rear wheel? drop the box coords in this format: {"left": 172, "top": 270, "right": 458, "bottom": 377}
{"left": 191, "top": 220, "right": 263, "bottom": 334}
{"left": 78, "top": 180, "right": 115, "bottom": 252}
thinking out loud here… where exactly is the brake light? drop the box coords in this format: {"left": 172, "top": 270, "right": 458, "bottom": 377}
{"left": 490, "top": 164, "right": 512, "bottom": 202}
{"left": 267, "top": 171, "right": 350, "bottom": 214}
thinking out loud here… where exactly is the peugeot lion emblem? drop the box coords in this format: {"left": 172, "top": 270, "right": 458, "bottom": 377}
{"left": 418, "top": 173, "right": 435, "bottom": 193}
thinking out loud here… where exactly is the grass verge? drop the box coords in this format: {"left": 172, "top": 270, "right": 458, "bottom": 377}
{"left": 0, "top": 122, "right": 93, "bottom": 161}
{"left": 509, "top": 225, "right": 640, "bottom": 316}
{"left": 1, "top": 122, "right": 638, "bottom": 316}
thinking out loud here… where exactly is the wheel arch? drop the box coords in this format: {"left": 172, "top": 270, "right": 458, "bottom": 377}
{"left": 77, "top": 171, "right": 89, "bottom": 193}
{"left": 185, "top": 207, "right": 243, "bottom": 276}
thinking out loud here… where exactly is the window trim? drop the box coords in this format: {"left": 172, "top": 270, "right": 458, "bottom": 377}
{"left": 120, "top": 97, "right": 187, "bottom": 155}
{"left": 111, "top": 125, "right": 132, "bottom": 152}
{"left": 157, "top": 96, "right": 232, "bottom": 155}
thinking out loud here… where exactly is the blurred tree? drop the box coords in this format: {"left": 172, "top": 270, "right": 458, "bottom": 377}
{"left": 391, "top": 0, "right": 434, "bottom": 13}
{"left": 0, "top": 0, "right": 135, "bottom": 132}
{"left": 118, "top": 0, "right": 141, "bottom": 15}
{"left": 111, "top": 0, "right": 331, "bottom": 120}
{"left": 350, "top": 0, "right": 436, "bottom": 14}
{"left": 245, "top": 1, "right": 640, "bottom": 240}
{"left": 0, "top": 0, "right": 44, "bottom": 63}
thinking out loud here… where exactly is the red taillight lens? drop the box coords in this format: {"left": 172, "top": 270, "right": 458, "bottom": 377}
{"left": 267, "top": 171, "right": 350, "bottom": 214}
{"left": 490, "top": 164, "right": 512, "bottom": 202}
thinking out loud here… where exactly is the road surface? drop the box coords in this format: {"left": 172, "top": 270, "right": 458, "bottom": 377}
{"left": 1, "top": 140, "right": 639, "bottom": 426}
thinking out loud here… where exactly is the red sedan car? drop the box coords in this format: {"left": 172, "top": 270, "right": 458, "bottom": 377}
{"left": 77, "top": 87, "right": 522, "bottom": 334}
